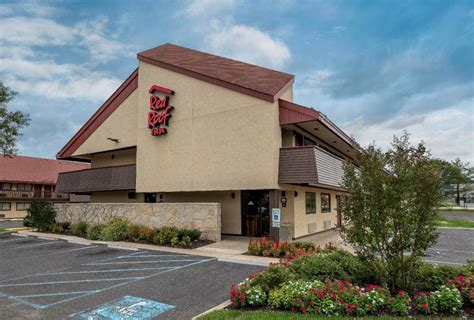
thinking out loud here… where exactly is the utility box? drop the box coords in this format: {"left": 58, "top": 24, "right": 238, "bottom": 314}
{"left": 280, "top": 223, "right": 293, "bottom": 241}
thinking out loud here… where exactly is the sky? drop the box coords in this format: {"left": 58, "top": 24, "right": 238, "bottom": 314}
{"left": 0, "top": 0, "right": 473, "bottom": 163}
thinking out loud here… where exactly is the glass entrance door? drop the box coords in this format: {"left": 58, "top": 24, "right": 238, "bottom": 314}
{"left": 241, "top": 190, "right": 270, "bottom": 237}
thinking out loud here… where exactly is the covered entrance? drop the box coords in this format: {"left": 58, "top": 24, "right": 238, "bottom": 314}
{"left": 241, "top": 190, "right": 270, "bottom": 237}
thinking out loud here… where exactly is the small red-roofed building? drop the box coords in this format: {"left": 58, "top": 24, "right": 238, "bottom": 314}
{"left": 0, "top": 155, "right": 90, "bottom": 218}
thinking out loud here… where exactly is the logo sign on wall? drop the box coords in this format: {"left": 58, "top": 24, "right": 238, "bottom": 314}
{"left": 147, "top": 85, "right": 175, "bottom": 136}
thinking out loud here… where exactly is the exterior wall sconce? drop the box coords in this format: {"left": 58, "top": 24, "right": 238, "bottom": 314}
{"left": 107, "top": 137, "right": 120, "bottom": 143}
{"left": 294, "top": 191, "right": 298, "bottom": 197}
{"left": 231, "top": 192, "right": 235, "bottom": 199}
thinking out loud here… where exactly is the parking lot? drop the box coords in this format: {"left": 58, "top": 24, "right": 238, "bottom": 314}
{"left": 0, "top": 233, "right": 262, "bottom": 319}
{"left": 424, "top": 227, "right": 474, "bottom": 265}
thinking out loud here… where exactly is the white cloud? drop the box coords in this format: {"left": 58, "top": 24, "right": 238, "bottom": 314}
{"left": 0, "top": 16, "right": 74, "bottom": 46}
{"left": 0, "top": 3, "right": 59, "bottom": 17}
{"left": 204, "top": 22, "right": 291, "bottom": 69}
{"left": 342, "top": 99, "right": 474, "bottom": 163}
{"left": 74, "top": 16, "right": 134, "bottom": 63}
{"left": 184, "top": 0, "right": 237, "bottom": 17}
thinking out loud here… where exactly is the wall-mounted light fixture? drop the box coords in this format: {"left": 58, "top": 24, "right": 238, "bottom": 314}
{"left": 294, "top": 191, "right": 299, "bottom": 197}
{"left": 107, "top": 137, "right": 120, "bottom": 143}
{"left": 231, "top": 192, "right": 235, "bottom": 199}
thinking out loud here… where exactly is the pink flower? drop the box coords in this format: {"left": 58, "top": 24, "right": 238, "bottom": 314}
{"left": 422, "top": 303, "right": 428, "bottom": 310}
{"left": 290, "top": 308, "right": 296, "bottom": 313}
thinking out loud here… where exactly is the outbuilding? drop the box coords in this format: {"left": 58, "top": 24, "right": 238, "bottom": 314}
{"left": 56, "top": 43, "right": 357, "bottom": 241}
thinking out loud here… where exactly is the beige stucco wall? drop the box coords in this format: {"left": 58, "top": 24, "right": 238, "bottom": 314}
{"left": 54, "top": 202, "right": 221, "bottom": 241}
{"left": 135, "top": 61, "right": 284, "bottom": 193}
{"left": 161, "top": 191, "right": 241, "bottom": 234}
{"left": 90, "top": 148, "right": 137, "bottom": 168}
{"left": 280, "top": 185, "right": 342, "bottom": 239}
{"left": 1, "top": 201, "right": 27, "bottom": 219}
{"left": 73, "top": 90, "right": 138, "bottom": 156}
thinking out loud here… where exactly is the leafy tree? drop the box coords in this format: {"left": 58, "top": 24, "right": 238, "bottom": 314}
{"left": 0, "top": 82, "right": 30, "bottom": 156}
{"left": 434, "top": 158, "right": 472, "bottom": 204}
{"left": 23, "top": 201, "right": 56, "bottom": 231}
{"left": 339, "top": 132, "right": 443, "bottom": 292}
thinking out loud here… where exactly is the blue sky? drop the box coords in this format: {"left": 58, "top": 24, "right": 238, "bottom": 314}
{"left": 1, "top": 0, "right": 473, "bottom": 162}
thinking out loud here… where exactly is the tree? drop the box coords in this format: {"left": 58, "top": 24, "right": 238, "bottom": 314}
{"left": 339, "top": 132, "right": 443, "bottom": 292}
{"left": 0, "top": 82, "right": 30, "bottom": 156}
{"left": 432, "top": 158, "right": 473, "bottom": 204}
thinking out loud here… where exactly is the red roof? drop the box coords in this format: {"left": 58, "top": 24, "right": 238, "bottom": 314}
{"left": 138, "top": 43, "right": 294, "bottom": 102}
{"left": 0, "top": 155, "right": 90, "bottom": 185}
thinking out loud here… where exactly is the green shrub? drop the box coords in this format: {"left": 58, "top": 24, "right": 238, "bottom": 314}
{"left": 177, "top": 228, "right": 201, "bottom": 241}
{"left": 71, "top": 221, "right": 88, "bottom": 237}
{"left": 288, "top": 251, "right": 347, "bottom": 281}
{"left": 87, "top": 224, "right": 104, "bottom": 240}
{"left": 155, "top": 226, "right": 178, "bottom": 245}
{"left": 100, "top": 217, "right": 129, "bottom": 241}
{"left": 180, "top": 235, "right": 192, "bottom": 247}
{"left": 267, "top": 280, "right": 324, "bottom": 310}
{"left": 127, "top": 224, "right": 141, "bottom": 242}
{"left": 434, "top": 285, "right": 463, "bottom": 313}
{"left": 252, "top": 264, "right": 296, "bottom": 293}
{"left": 410, "top": 260, "right": 472, "bottom": 292}
{"left": 51, "top": 223, "right": 64, "bottom": 233}
{"left": 61, "top": 221, "right": 71, "bottom": 230}
{"left": 23, "top": 201, "right": 56, "bottom": 231}
{"left": 389, "top": 290, "right": 410, "bottom": 316}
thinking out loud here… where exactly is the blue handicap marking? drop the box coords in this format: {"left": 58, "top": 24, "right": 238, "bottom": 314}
{"left": 71, "top": 295, "right": 174, "bottom": 319}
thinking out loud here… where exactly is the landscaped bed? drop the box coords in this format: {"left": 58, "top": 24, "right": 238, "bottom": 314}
{"left": 225, "top": 248, "right": 474, "bottom": 318}
{"left": 22, "top": 201, "right": 209, "bottom": 249}
{"left": 434, "top": 217, "right": 474, "bottom": 228}
{"left": 47, "top": 218, "right": 210, "bottom": 248}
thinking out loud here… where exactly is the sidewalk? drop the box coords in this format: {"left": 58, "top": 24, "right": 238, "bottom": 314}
{"left": 17, "top": 230, "right": 279, "bottom": 267}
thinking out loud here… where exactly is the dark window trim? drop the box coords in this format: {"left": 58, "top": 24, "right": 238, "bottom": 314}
{"left": 0, "top": 202, "right": 11, "bottom": 211}
{"left": 321, "top": 193, "right": 331, "bottom": 213}
{"left": 128, "top": 192, "right": 136, "bottom": 200}
{"left": 1, "top": 183, "right": 12, "bottom": 190}
{"left": 305, "top": 192, "right": 316, "bottom": 214}
{"left": 16, "top": 202, "right": 31, "bottom": 211}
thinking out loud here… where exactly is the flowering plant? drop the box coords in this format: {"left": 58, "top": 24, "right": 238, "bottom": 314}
{"left": 449, "top": 275, "right": 474, "bottom": 305}
{"left": 230, "top": 278, "right": 267, "bottom": 308}
{"left": 432, "top": 285, "right": 463, "bottom": 313}
{"left": 415, "top": 291, "right": 438, "bottom": 315}
{"left": 389, "top": 290, "right": 411, "bottom": 316}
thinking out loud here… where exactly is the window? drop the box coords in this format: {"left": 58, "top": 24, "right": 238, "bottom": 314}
{"left": 16, "top": 202, "right": 31, "bottom": 211}
{"left": 1, "top": 183, "right": 12, "bottom": 190}
{"left": 0, "top": 203, "right": 11, "bottom": 211}
{"left": 305, "top": 192, "right": 316, "bottom": 214}
{"left": 321, "top": 193, "right": 331, "bottom": 213}
{"left": 128, "top": 192, "right": 136, "bottom": 200}
{"left": 17, "top": 184, "right": 32, "bottom": 191}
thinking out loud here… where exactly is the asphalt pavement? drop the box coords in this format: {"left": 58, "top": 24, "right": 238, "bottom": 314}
{"left": 0, "top": 234, "right": 262, "bottom": 319}
{"left": 424, "top": 228, "right": 474, "bottom": 265}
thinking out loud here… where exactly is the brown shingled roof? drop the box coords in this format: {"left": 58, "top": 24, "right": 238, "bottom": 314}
{"left": 0, "top": 155, "right": 90, "bottom": 184}
{"left": 138, "top": 43, "right": 294, "bottom": 102}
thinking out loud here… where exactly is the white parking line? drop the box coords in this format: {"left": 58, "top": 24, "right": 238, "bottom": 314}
{"left": 87, "top": 259, "right": 204, "bottom": 265}
{"left": 0, "top": 237, "right": 29, "bottom": 243}
{"left": 427, "top": 247, "right": 474, "bottom": 254}
{"left": 36, "top": 267, "right": 173, "bottom": 276}
{"left": 0, "top": 277, "right": 145, "bottom": 288}
{"left": 11, "top": 241, "right": 59, "bottom": 250}
{"left": 423, "top": 259, "right": 465, "bottom": 265}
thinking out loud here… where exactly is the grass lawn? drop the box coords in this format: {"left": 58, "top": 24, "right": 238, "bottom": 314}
{"left": 198, "top": 310, "right": 457, "bottom": 319}
{"left": 434, "top": 217, "right": 474, "bottom": 228}
{"left": 439, "top": 207, "right": 474, "bottom": 212}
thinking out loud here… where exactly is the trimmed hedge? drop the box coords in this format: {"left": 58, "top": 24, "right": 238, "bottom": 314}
{"left": 50, "top": 218, "right": 202, "bottom": 248}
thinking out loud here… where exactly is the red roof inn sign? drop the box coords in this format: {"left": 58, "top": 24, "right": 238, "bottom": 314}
{"left": 147, "top": 85, "right": 175, "bottom": 136}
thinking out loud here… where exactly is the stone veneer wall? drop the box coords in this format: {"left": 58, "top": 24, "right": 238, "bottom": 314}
{"left": 54, "top": 203, "right": 221, "bottom": 241}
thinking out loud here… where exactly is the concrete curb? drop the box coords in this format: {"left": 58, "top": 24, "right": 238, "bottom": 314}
{"left": 192, "top": 300, "right": 232, "bottom": 319}
{"left": 17, "top": 230, "right": 278, "bottom": 266}
{"left": 437, "top": 227, "right": 474, "bottom": 231}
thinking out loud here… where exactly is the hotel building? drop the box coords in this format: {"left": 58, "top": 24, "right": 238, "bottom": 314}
{"left": 56, "top": 44, "right": 357, "bottom": 240}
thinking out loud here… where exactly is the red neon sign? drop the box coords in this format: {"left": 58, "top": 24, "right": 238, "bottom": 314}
{"left": 147, "top": 85, "right": 174, "bottom": 136}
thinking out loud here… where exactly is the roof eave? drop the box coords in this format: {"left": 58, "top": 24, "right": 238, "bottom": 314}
{"left": 138, "top": 54, "right": 293, "bottom": 103}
